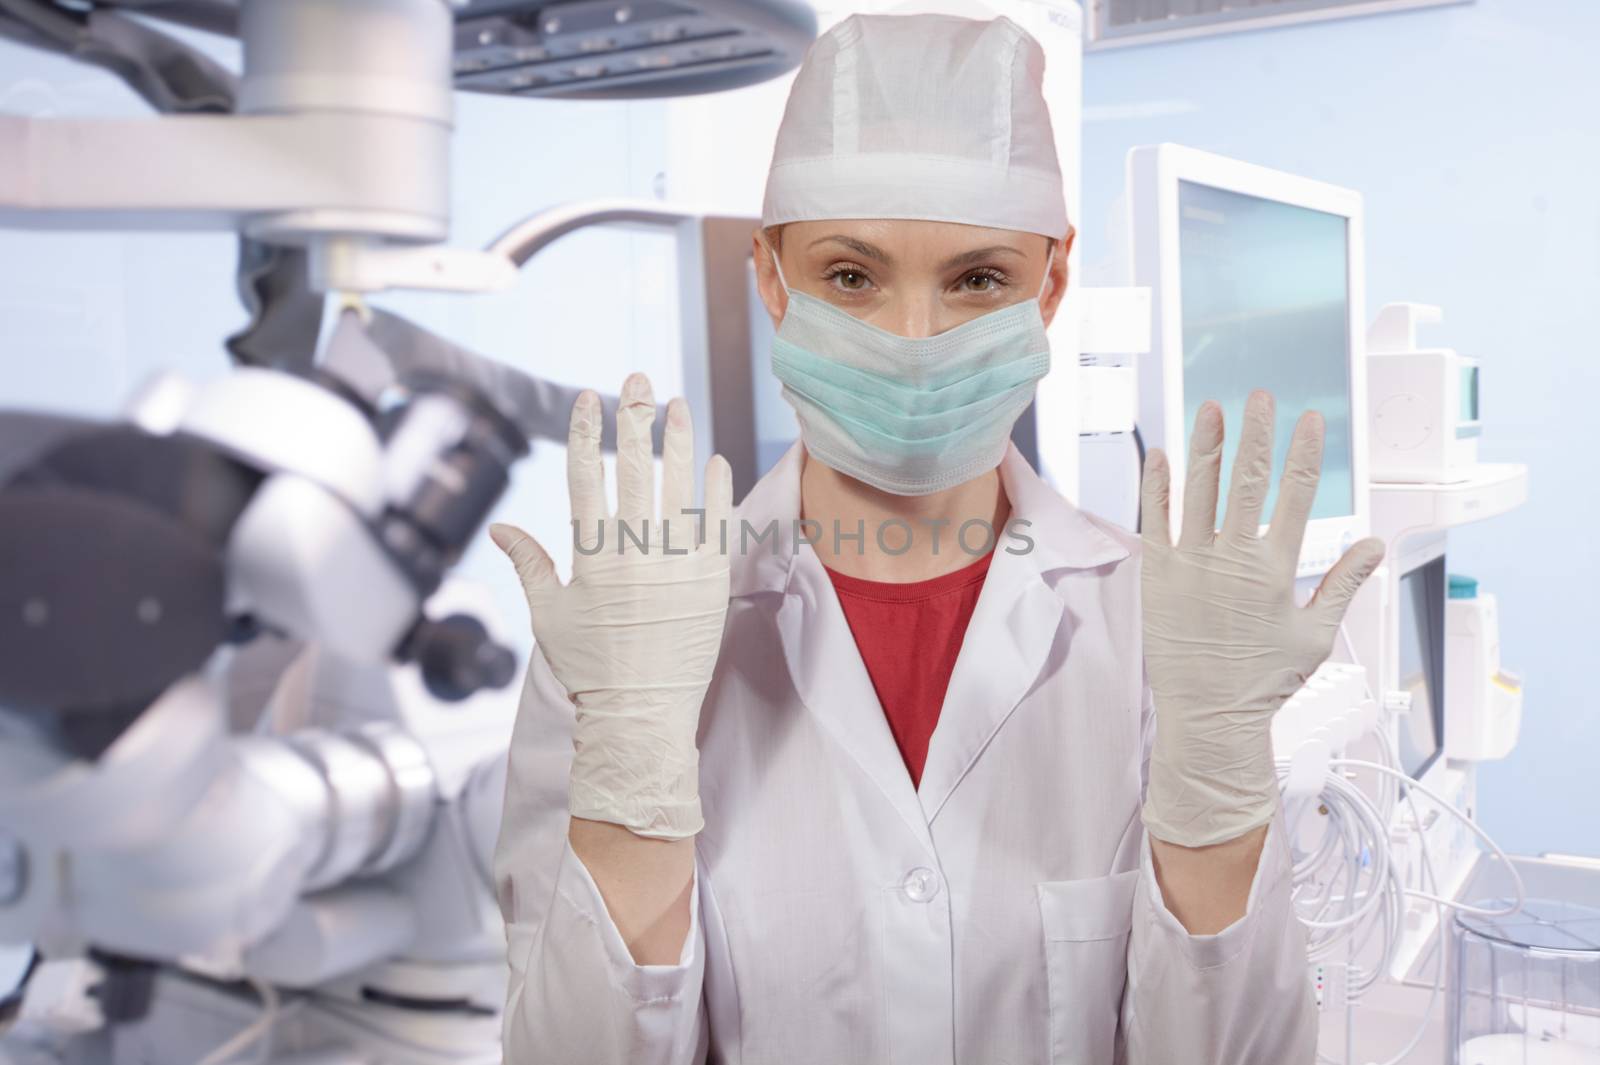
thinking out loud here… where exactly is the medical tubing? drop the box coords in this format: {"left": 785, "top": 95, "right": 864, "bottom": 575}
{"left": 1363, "top": 777, "right": 1450, "bottom": 1065}
{"left": 1329, "top": 759, "right": 1526, "bottom": 918}
{"left": 1338, "top": 772, "right": 1452, "bottom": 1065}
{"left": 1290, "top": 752, "right": 1403, "bottom": 1065}
{"left": 1277, "top": 760, "right": 1392, "bottom": 945}
{"left": 1283, "top": 670, "right": 1525, "bottom": 1065}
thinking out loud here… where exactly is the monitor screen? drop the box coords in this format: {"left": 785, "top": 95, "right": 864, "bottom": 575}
{"left": 1396, "top": 556, "right": 1446, "bottom": 779}
{"left": 1177, "top": 180, "right": 1355, "bottom": 524}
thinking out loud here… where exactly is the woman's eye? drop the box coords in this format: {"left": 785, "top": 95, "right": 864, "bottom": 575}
{"left": 825, "top": 267, "right": 871, "bottom": 292}
{"left": 961, "top": 270, "right": 1006, "bottom": 293}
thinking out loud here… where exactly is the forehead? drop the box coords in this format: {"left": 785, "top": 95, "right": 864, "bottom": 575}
{"left": 783, "top": 218, "right": 1036, "bottom": 261}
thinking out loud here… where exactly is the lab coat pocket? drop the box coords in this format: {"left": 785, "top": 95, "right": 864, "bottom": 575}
{"left": 1037, "top": 868, "right": 1139, "bottom": 1065}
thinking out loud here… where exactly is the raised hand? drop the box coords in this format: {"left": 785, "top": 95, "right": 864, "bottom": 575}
{"left": 490, "top": 373, "right": 733, "bottom": 840}
{"left": 1138, "top": 390, "right": 1385, "bottom": 848}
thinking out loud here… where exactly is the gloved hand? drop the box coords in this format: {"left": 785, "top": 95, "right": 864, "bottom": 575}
{"left": 490, "top": 373, "right": 733, "bottom": 840}
{"left": 1139, "top": 390, "right": 1385, "bottom": 848}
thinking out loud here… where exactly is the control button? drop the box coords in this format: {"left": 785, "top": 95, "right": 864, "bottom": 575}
{"left": 902, "top": 867, "right": 939, "bottom": 903}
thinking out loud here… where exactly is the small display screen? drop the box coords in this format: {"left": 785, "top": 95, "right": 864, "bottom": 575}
{"left": 1461, "top": 364, "right": 1480, "bottom": 423}
{"left": 1396, "top": 556, "right": 1447, "bottom": 779}
{"left": 1177, "top": 181, "right": 1355, "bottom": 524}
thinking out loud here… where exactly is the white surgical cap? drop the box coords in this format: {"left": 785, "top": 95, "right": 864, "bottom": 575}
{"left": 761, "top": 13, "right": 1068, "bottom": 240}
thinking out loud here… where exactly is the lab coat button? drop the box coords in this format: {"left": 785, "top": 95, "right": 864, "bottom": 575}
{"left": 902, "top": 867, "right": 939, "bottom": 902}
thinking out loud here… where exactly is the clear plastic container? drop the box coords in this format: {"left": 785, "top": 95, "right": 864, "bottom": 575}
{"left": 1451, "top": 897, "right": 1600, "bottom": 1064}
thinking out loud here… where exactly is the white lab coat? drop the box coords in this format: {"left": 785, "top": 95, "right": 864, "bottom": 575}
{"left": 495, "top": 442, "right": 1316, "bottom": 1064}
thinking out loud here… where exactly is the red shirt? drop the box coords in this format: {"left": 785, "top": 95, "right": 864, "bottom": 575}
{"left": 823, "top": 550, "right": 994, "bottom": 789}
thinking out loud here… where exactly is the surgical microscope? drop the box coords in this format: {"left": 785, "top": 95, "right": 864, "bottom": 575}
{"left": 0, "top": 1, "right": 816, "bottom": 1062}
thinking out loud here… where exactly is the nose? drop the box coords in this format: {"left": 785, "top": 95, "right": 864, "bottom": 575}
{"left": 878, "top": 293, "right": 943, "bottom": 339}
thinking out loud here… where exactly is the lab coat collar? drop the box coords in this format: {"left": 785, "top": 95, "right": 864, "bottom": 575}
{"left": 727, "top": 441, "right": 806, "bottom": 600}
{"left": 728, "top": 441, "right": 1129, "bottom": 598}
{"left": 730, "top": 441, "right": 1132, "bottom": 843}
{"left": 914, "top": 444, "right": 1131, "bottom": 821}
{"left": 993, "top": 443, "right": 1132, "bottom": 573}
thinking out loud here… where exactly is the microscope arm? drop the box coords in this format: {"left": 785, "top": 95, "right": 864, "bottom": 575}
{"left": 0, "top": 112, "right": 446, "bottom": 240}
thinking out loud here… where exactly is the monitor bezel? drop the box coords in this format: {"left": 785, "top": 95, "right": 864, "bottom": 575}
{"left": 1128, "top": 143, "right": 1370, "bottom": 578}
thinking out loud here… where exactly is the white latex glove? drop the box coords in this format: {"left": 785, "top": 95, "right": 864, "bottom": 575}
{"left": 490, "top": 373, "right": 732, "bottom": 840}
{"left": 1139, "top": 390, "right": 1385, "bottom": 848}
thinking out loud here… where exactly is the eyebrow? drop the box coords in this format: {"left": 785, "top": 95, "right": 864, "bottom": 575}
{"left": 938, "top": 244, "right": 1027, "bottom": 270}
{"left": 807, "top": 236, "right": 1028, "bottom": 271}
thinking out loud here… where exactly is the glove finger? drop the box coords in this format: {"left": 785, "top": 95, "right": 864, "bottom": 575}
{"left": 567, "top": 391, "right": 607, "bottom": 552}
{"left": 489, "top": 522, "right": 561, "bottom": 598}
{"left": 700, "top": 453, "right": 733, "bottom": 555}
{"left": 1266, "top": 410, "right": 1325, "bottom": 567}
{"left": 1220, "top": 389, "right": 1276, "bottom": 543}
{"left": 1178, "top": 401, "right": 1224, "bottom": 550}
{"left": 660, "top": 397, "right": 694, "bottom": 550}
{"left": 1309, "top": 536, "right": 1386, "bottom": 628}
{"left": 614, "top": 373, "right": 657, "bottom": 532}
{"left": 1139, "top": 447, "right": 1172, "bottom": 547}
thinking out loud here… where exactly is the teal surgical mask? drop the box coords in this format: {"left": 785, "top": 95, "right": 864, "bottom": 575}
{"left": 768, "top": 244, "right": 1054, "bottom": 496}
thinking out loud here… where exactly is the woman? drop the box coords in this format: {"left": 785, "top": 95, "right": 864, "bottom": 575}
{"left": 489, "top": 13, "right": 1384, "bottom": 1064}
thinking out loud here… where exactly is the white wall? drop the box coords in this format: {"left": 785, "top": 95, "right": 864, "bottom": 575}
{"left": 1075, "top": 0, "right": 1599, "bottom": 858}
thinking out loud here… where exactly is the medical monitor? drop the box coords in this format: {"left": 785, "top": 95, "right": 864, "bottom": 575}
{"left": 1395, "top": 554, "right": 1447, "bottom": 780}
{"left": 1128, "top": 145, "right": 1369, "bottom": 577}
